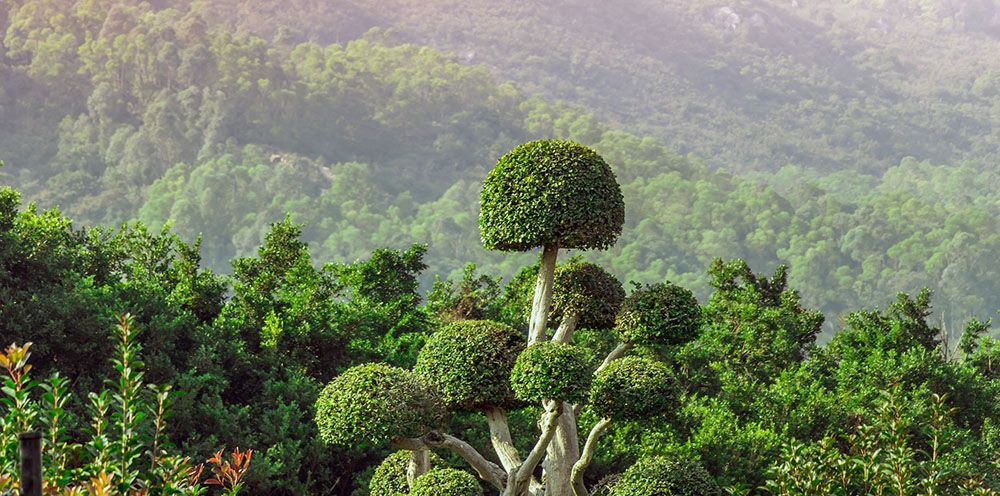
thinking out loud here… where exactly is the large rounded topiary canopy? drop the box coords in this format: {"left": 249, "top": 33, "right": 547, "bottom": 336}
{"left": 414, "top": 320, "right": 524, "bottom": 410}
{"left": 589, "top": 356, "right": 680, "bottom": 421}
{"left": 479, "top": 140, "right": 625, "bottom": 252}
{"left": 551, "top": 258, "right": 625, "bottom": 330}
{"left": 510, "top": 342, "right": 593, "bottom": 403}
{"left": 609, "top": 456, "right": 720, "bottom": 496}
{"left": 315, "top": 363, "right": 444, "bottom": 447}
{"left": 410, "top": 468, "right": 484, "bottom": 496}
{"left": 615, "top": 282, "right": 701, "bottom": 346}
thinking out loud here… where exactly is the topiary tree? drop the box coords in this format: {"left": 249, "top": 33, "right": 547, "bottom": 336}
{"left": 415, "top": 320, "right": 524, "bottom": 411}
{"left": 608, "top": 456, "right": 720, "bottom": 496}
{"left": 612, "top": 282, "right": 701, "bottom": 355}
{"left": 571, "top": 357, "right": 682, "bottom": 492}
{"left": 480, "top": 140, "right": 624, "bottom": 344}
{"left": 369, "top": 450, "right": 445, "bottom": 496}
{"left": 317, "top": 141, "right": 699, "bottom": 496}
{"left": 550, "top": 258, "right": 626, "bottom": 342}
{"left": 315, "top": 363, "right": 446, "bottom": 487}
{"left": 410, "top": 468, "right": 485, "bottom": 496}
{"left": 510, "top": 342, "right": 593, "bottom": 404}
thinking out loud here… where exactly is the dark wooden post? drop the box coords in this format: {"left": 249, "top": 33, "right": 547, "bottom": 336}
{"left": 18, "top": 432, "right": 42, "bottom": 496}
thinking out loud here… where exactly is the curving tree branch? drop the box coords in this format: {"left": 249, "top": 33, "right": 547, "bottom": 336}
{"left": 570, "top": 418, "right": 612, "bottom": 496}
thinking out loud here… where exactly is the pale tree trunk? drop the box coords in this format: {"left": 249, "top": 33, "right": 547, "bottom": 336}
{"left": 503, "top": 401, "right": 563, "bottom": 496}
{"left": 571, "top": 418, "right": 611, "bottom": 496}
{"left": 485, "top": 407, "right": 522, "bottom": 473}
{"left": 552, "top": 311, "right": 579, "bottom": 344}
{"left": 543, "top": 402, "right": 580, "bottom": 496}
{"left": 528, "top": 243, "right": 559, "bottom": 344}
{"left": 545, "top": 310, "right": 582, "bottom": 495}
{"left": 406, "top": 448, "right": 430, "bottom": 488}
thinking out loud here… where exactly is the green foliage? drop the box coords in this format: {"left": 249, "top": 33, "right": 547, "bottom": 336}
{"left": 498, "top": 262, "right": 540, "bottom": 329}
{"left": 766, "top": 387, "right": 993, "bottom": 495}
{"left": 510, "top": 342, "right": 593, "bottom": 403}
{"left": 615, "top": 282, "right": 701, "bottom": 346}
{"left": 336, "top": 244, "right": 428, "bottom": 306}
{"left": 609, "top": 455, "right": 720, "bottom": 496}
{"left": 589, "top": 356, "right": 680, "bottom": 421}
{"left": 369, "top": 450, "right": 445, "bottom": 496}
{"left": 479, "top": 140, "right": 624, "bottom": 252}
{"left": 414, "top": 320, "right": 524, "bottom": 411}
{"left": 425, "top": 263, "right": 503, "bottom": 323}
{"left": 315, "top": 363, "right": 445, "bottom": 448}
{"left": 551, "top": 257, "right": 625, "bottom": 330}
{"left": 0, "top": 322, "right": 215, "bottom": 494}
{"left": 410, "top": 467, "right": 483, "bottom": 496}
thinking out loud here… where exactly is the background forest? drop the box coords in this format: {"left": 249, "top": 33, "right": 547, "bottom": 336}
{"left": 6, "top": 0, "right": 1000, "bottom": 335}
{"left": 2, "top": 0, "right": 1000, "bottom": 494}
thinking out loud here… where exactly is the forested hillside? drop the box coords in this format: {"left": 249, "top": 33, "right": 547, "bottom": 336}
{"left": 193, "top": 0, "right": 1000, "bottom": 174}
{"left": 3, "top": 0, "right": 1000, "bottom": 336}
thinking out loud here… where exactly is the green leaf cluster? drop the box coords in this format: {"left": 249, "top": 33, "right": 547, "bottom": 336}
{"left": 479, "top": 140, "right": 624, "bottom": 252}
{"left": 608, "top": 455, "right": 720, "bottom": 496}
{"left": 410, "top": 467, "right": 483, "bottom": 496}
{"left": 589, "top": 356, "right": 680, "bottom": 421}
{"left": 615, "top": 282, "right": 701, "bottom": 346}
{"left": 369, "top": 450, "right": 445, "bottom": 496}
{"left": 509, "top": 342, "right": 593, "bottom": 403}
{"left": 551, "top": 258, "right": 625, "bottom": 330}
{"left": 414, "top": 320, "right": 524, "bottom": 410}
{"left": 315, "top": 363, "right": 444, "bottom": 447}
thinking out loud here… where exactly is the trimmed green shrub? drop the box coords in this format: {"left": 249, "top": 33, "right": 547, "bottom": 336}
{"left": 315, "top": 363, "right": 444, "bottom": 447}
{"left": 552, "top": 258, "right": 625, "bottom": 330}
{"left": 610, "top": 456, "right": 720, "bottom": 496}
{"left": 410, "top": 467, "right": 483, "bottom": 496}
{"left": 510, "top": 342, "right": 593, "bottom": 403}
{"left": 590, "top": 356, "right": 680, "bottom": 421}
{"left": 615, "top": 283, "right": 701, "bottom": 346}
{"left": 479, "top": 140, "right": 625, "bottom": 252}
{"left": 369, "top": 450, "right": 445, "bottom": 496}
{"left": 414, "top": 320, "right": 525, "bottom": 410}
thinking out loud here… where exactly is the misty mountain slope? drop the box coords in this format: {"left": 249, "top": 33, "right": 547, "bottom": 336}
{"left": 194, "top": 0, "right": 1000, "bottom": 174}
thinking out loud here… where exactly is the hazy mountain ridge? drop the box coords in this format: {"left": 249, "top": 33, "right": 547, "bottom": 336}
{"left": 192, "top": 0, "right": 1000, "bottom": 174}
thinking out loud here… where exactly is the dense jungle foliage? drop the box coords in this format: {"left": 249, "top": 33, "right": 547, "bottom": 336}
{"left": 5, "top": 0, "right": 1000, "bottom": 335}
{"left": 0, "top": 183, "right": 997, "bottom": 494}
{"left": 0, "top": 0, "right": 999, "bottom": 493}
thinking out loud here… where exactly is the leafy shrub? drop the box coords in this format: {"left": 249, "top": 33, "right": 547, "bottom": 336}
{"left": 615, "top": 282, "right": 701, "bottom": 346}
{"left": 0, "top": 315, "right": 249, "bottom": 494}
{"left": 315, "top": 363, "right": 445, "bottom": 447}
{"left": 369, "top": 449, "right": 445, "bottom": 496}
{"left": 590, "top": 356, "right": 680, "bottom": 421}
{"left": 609, "top": 455, "right": 720, "bottom": 496}
{"left": 414, "top": 320, "right": 524, "bottom": 410}
{"left": 510, "top": 342, "right": 593, "bottom": 403}
{"left": 551, "top": 258, "right": 625, "bottom": 330}
{"left": 410, "top": 467, "right": 483, "bottom": 496}
{"left": 479, "top": 139, "right": 624, "bottom": 252}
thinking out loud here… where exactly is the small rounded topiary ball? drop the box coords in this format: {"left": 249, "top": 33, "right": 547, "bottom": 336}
{"left": 369, "top": 450, "right": 446, "bottom": 496}
{"left": 315, "top": 363, "right": 444, "bottom": 447}
{"left": 410, "top": 468, "right": 484, "bottom": 496}
{"left": 610, "top": 456, "right": 720, "bottom": 496}
{"left": 510, "top": 342, "right": 593, "bottom": 403}
{"left": 552, "top": 258, "right": 625, "bottom": 330}
{"left": 479, "top": 140, "right": 625, "bottom": 252}
{"left": 590, "top": 356, "right": 681, "bottom": 421}
{"left": 615, "top": 282, "right": 701, "bottom": 346}
{"left": 415, "top": 320, "right": 525, "bottom": 410}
